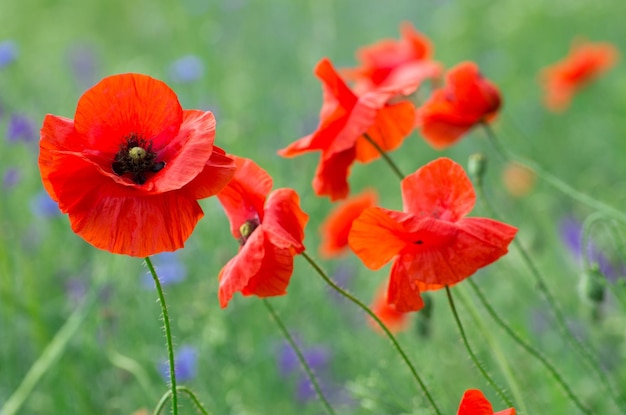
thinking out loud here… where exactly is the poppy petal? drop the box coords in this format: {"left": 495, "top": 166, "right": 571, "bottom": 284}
{"left": 74, "top": 73, "right": 183, "bottom": 154}
{"left": 240, "top": 238, "right": 295, "bottom": 298}
{"left": 457, "top": 389, "right": 495, "bottom": 415}
{"left": 183, "top": 145, "right": 236, "bottom": 200}
{"left": 39, "top": 115, "right": 78, "bottom": 202}
{"left": 402, "top": 157, "right": 476, "bottom": 222}
{"left": 370, "top": 280, "right": 411, "bottom": 332}
{"left": 388, "top": 259, "right": 425, "bottom": 312}
{"left": 263, "top": 188, "right": 308, "bottom": 252}
{"left": 217, "top": 156, "right": 273, "bottom": 239}
{"left": 312, "top": 147, "right": 356, "bottom": 201}
{"left": 348, "top": 207, "right": 409, "bottom": 270}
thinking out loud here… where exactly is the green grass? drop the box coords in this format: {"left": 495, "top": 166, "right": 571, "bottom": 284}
{"left": 2, "top": 0, "right": 626, "bottom": 414}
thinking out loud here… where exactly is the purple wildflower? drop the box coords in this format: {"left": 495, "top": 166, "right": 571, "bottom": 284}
{"left": 7, "top": 113, "right": 37, "bottom": 143}
{"left": 66, "top": 44, "right": 99, "bottom": 89}
{"left": 142, "top": 252, "right": 187, "bottom": 287}
{"left": 0, "top": 40, "right": 18, "bottom": 69}
{"left": 169, "top": 55, "right": 205, "bottom": 83}
{"left": 277, "top": 340, "right": 330, "bottom": 377}
{"left": 30, "top": 191, "right": 61, "bottom": 218}
{"left": 159, "top": 345, "right": 197, "bottom": 383}
{"left": 3, "top": 168, "right": 21, "bottom": 189}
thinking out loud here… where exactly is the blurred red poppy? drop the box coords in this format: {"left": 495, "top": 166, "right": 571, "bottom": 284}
{"left": 343, "top": 22, "right": 442, "bottom": 94}
{"left": 278, "top": 58, "right": 421, "bottom": 201}
{"left": 541, "top": 39, "right": 618, "bottom": 112}
{"left": 369, "top": 281, "right": 411, "bottom": 333}
{"left": 349, "top": 157, "right": 517, "bottom": 312}
{"left": 217, "top": 156, "right": 308, "bottom": 308}
{"left": 319, "top": 189, "right": 378, "bottom": 258}
{"left": 39, "top": 73, "right": 236, "bottom": 257}
{"left": 457, "top": 389, "right": 516, "bottom": 415}
{"left": 416, "top": 62, "right": 501, "bottom": 150}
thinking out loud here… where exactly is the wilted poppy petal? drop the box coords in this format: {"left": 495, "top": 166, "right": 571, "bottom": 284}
{"left": 263, "top": 188, "right": 308, "bottom": 252}
{"left": 387, "top": 260, "right": 425, "bottom": 312}
{"left": 402, "top": 158, "right": 476, "bottom": 222}
{"left": 319, "top": 189, "right": 377, "bottom": 258}
{"left": 218, "top": 229, "right": 266, "bottom": 308}
{"left": 349, "top": 207, "right": 409, "bottom": 270}
{"left": 74, "top": 73, "right": 183, "bottom": 154}
{"left": 217, "top": 156, "right": 273, "bottom": 238}
{"left": 457, "top": 389, "right": 495, "bottom": 415}
{"left": 68, "top": 180, "right": 204, "bottom": 257}
{"left": 312, "top": 147, "right": 356, "bottom": 201}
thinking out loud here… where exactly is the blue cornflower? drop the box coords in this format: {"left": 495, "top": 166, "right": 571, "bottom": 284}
{"left": 30, "top": 191, "right": 61, "bottom": 218}
{"left": 142, "top": 252, "right": 187, "bottom": 287}
{"left": 3, "top": 168, "right": 21, "bottom": 189}
{"left": 0, "top": 40, "right": 18, "bottom": 69}
{"left": 7, "top": 113, "right": 37, "bottom": 143}
{"left": 67, "top": 44, "right": 99, "bottom": 89}
{"left": 159, "top": 345, "right": 198, "bottom": 383}
{"left": 169, "top": 55, "right": 205, "bottom": 83}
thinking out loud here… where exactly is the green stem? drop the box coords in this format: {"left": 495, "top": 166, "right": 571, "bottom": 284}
{"left": 467, "top": 279, "right": 592, "bottom": 415}
{"left": 153, "top": 386, "right": 211, "bottom": 415}
{"left": 262, "top": 299, "right": 337, "bottom": 415}
{"left": 444, "top": 286, "right": 514, "bottom": 407}
{"left": 1, "top": 289, "right": 97, "bottom": 415}
{"left": 363, "top": 133, "right": 405, "bottom": 180}
{"left": 455, "top": 285, "right": 529, "bottom": 415}
{"left": 145, "top": 256, "right": 178, "bottom": 415}
{"left": 301, "top": 251, "right": 442, "bottom": 415}
{"left": 474, "top": 178, "right": 625, "bottom": 411}
{"left": 482, "top": 123, "right": 626, "bottom": 224}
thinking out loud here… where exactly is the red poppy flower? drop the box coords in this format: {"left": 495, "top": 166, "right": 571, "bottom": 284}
{"left": 369, "top": 281, "right": 411, "bottom": 333}
{"left": 39, "top": 73, "right": 236, "bottom": 257}
{"left": 541, "top": 39, "right": 618, "bottom": 112}
{"left": 319, "top": 189, "right": 378, "bottom": 258}
{"left": 457, "top": 389, "right": 516, "bottom": 415}
{"left": 343, "top": 22, "right": 442, "bottom": 94}
{"left": 348, "top": 157, "right": 517, "bottom": 312}
{"left": 217, "top": 156, "right": 308, "bottom": 308}
{"left": 416, "top": 62, "right": 501, "bottom": 150}
{"left": 278, "top": 58, "right": 420, "bottom": 201}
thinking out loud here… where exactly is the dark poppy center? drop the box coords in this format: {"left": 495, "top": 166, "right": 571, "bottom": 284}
{"left": 112, "top": 134, "right": 166, "bottom": 185}
{"left": 239, "top": 218, "right": 260, "bottom": 246}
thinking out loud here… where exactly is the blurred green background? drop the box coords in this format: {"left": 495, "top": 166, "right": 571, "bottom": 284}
{"left": 1, "top": 0, "right": 625, "bottom": 414}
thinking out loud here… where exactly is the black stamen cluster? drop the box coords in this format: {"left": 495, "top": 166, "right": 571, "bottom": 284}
{"left": 112, "top": 134, "right": 166, "bottom": 185}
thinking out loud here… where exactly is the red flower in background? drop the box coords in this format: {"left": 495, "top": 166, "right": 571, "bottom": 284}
{"left": 39, "top": 73, "right": 236, "bottom": 257}
{"left": 416, "top": 62, "right": 501, "bottom": 150}
{"left": 541, "top": 40, "right": 618, "bottom": 112}
{"left": 343, "top": 22, "right": 442, "bottom": 94}
{"left": 457, "top": 389, "right": 516, "bottom": 415}
{"left": 217, "top": 157, "right": 308, "bottom": 308}
{"left": 278, "top": 58, "right": 424, "bottom": 201}
{"left": 370, "top": 281, "right": 411, "bottom": 333}
{"left": 319, "top": 189, "right": 378, "bottom": 258}
{"left": 349, "top": 158, "right": 517, "bottom": 312}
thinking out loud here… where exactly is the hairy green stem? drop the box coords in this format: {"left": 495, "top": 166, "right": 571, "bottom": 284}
{"left": 145, "top": 256, "right": 178, "bottom": 415}
{"left": 363, "top": 133, "right": 405, "bottom": 180}
{"left": 301, "top": 251, "right": 442, "bottom": 415}
{"left": 444, "top": 286, "right": 514, "bottom": 407}
{"left": 263, "top": 298, "right": 337, "bottom": 415}
{"left": 153, "top": 386, "right": 211, "bottom": 415}
{"left": 467, "top": 279, "right": 592, "bottom": 414}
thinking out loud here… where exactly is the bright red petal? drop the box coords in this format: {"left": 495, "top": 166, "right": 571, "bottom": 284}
{"left": 370, "top": 280, "right": 412, "bottom": 332}
{"left": 457, "top": 390, "right": 495, "bottom": 415}
{"left": 39, "top": 115, "right": 78, "bottom": 202}
{"left": 217, "top": 156, "right": 273, "bottom": 239}
{"left": 241, "top": 238, "right": 295, "bottom": 298}
{"left": 263, "top": 188, "right": 308, "bottom": 252}
{"left": 312, "top": 147, "right": 356, "bottom": 201}
{"left": 183, "top": 145, "right": 236, "bottom": 199}
{"left": 73, "top": 73, "right": 183, "bottom": 154}
{"left": 348, "top": 207, "right": 410, "bottom": 270}
{"left": 66, "top": 177, "right": 204, "bottom": 257}
{"left": 319, "top": 189, "right": 378, "bottom": 258}
{"left": 151, "top": 110, "right": 218, "bottom": 193}
{"left": 387, "top": 260, "right": 425, "bottom": 312}
{"left": 402, "top": 157, "right": 476, "bottom": 222}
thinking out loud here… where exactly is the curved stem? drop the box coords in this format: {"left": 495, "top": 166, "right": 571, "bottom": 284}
{"left": 362, "top": 133, "right": 405, "bottom": 180}
{"left": 482, "top": 123, "right": 626, "bottom": 224}
{"left": 301, "top": 251, "right": 442, "bottom": 415}
{"left": 145, "top": 256, "right": 178, "bottom": 415}
{"left": 262, "top": 299, "right": 337, "bottom": 415}
{"left": 473, "top": 179, "right": 625, "bottom": 411}
{"left": 444, "top": 286, "right": 514, "bottom": 407}
{"left": 467, "top": 279, "right": 592, "bottom": 415}
{"left": 153, "top": 386, "right": 211, "bottom": 415}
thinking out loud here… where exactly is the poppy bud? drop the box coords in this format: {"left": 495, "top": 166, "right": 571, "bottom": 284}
{"left": 578, "top": 265, "right": 606, "bottom": 304}
{"left": 468, "top": 153, "right": 487, "bottom": 185}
